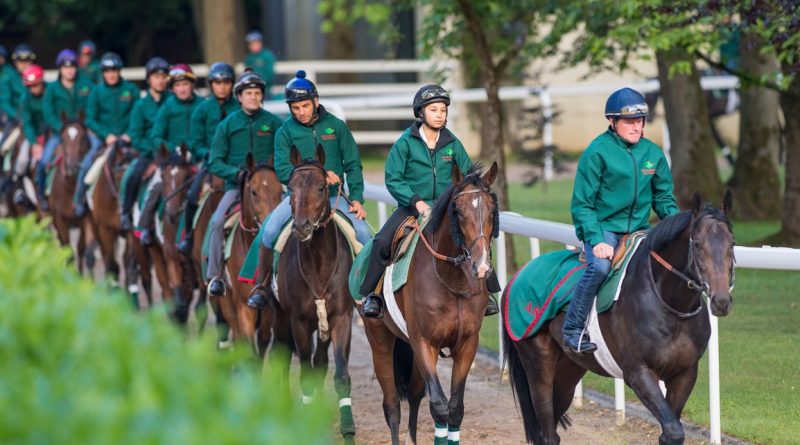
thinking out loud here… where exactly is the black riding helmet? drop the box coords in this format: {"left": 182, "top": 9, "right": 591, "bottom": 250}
{"left": 284, "top": 70, "right": 318, "bottom": 103}
{"left": 413, "top": 84, "right": 450, "bottom": 118}
{"left": 11, "top": 44, "right": 36, "bottom": 62}
{"left": 145, "top": 57, "right": 169, "bottom": 78}
{"left": 234, "top": 70, "right": 267, "bottom": 96}
{"left": 100, "top": 52, "right": 124, "bottom": 71}
{"left": 208, "top": 62, "right": 235, "bottom": 84}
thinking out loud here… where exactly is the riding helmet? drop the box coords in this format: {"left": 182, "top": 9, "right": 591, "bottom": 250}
{"left": 234, "top": 70, "right": 266, "bottom": 96}
{"left": 412, "top": 84, "right": 450, "bottom": 118}
{"left": 11, "top": 44, "right": 36, "bottom": 62}
{"left": 284, "top": 70, "right": 318, "bottom": 103}
{"left": 99, "top": 52, "right": 124, "bottom": 71}
{"left": 604, "top": 87, "right": 649, "bottom": 119}
{"left": 208, "top": 62, "right": 235, "bottom": 84}
{"left": 145, "top": 57, "right": 170, "bottom": 78}
{"left": 55, "top": 49, "right": 78, "bottom": 67}
{"left": 22, "top": 64, "right": 45, "bottom": 86}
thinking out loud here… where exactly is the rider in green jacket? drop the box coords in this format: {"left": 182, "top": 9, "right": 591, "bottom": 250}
{"left": 205, "top": 71, "right": 284, "bottom": 297}
{"left": 75, "top": 52, "right": 139, "bottom": 218}
{"left": 36, "top": 49, "right": 93, "bottom": 208}
{"left": 246, "top": 70, "right": 370, "bottom": 309}
{"left": 118, "top": 57, "right": 171, "bottom": 232}
{"left": 359, "top": 84, "right": 500, "bottom": 318}
{"left": 177, "top": 62, "right": 240, "bottom": 254}
{"left": 0, "top": 44, "right": 35, "bottom": 146}
{"left": 10, "top": 64, "right": 46, "bottom": 207}
{"left": 139, "top": 64, "right": 202, "bottom": 246}
{"left": 243, "top": 31, "right": 276, "bottom": 98}
{"left": 77, "top": 40, "right": 101, "bottom": 84}
{"left": 563, "top": 87, "right": 678, "bottom": 354}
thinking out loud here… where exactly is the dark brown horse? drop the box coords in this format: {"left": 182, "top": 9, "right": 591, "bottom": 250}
{"left": 270, "top": 146, "right": 357, "bottom": 444}
{"left": 216, "top": 154, "right": 282, "bottom": 351}
{"left": 48, "top": 120, "right": 94, "bottom": 275}
{"left": 363, "top": 162, "right": 499, "bottom": 445}
{"left": 504, "top": 192, "right": 735, "bottom": 445}
{"left": 0, "top": 122, "right": 37, "bottom": 218}
{"left": 158, "top": 145, "right": 196, "bottom": 323}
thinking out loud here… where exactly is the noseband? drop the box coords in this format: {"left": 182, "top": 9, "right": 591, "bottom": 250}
{"left": 290, "top": 164, "right": 341, "bottom": 231}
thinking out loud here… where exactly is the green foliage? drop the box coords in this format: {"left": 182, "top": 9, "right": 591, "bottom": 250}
{"left": 0, "top": 216, "right": 333, "bottom": 444}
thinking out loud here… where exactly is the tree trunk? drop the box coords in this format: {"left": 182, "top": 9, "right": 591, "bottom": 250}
{"left": 194, "top": 0, "right": 246, "bottom": 64}
{"left": 656, "top": 48, "right": 724, "bottom": 208}
{"left": 727, "top": 31, "right": 782, "bottom": 219}
{"left": 768, "top": 69, "right": 800, "bottom": 246}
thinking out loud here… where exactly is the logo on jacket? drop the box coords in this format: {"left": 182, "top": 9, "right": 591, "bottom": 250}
{"left": 257, "top": 124, "right": 272, "bottom": 136}
{"left": 321, "top": 127, "right": 337, "bottom": 140}
{"left": 79, "top": 85, "right": 90, "bottom": 96}
{"left": 442, "top": 147, "right": 454, "bottom": 161}
{"left": 120, "top": 90, "right": 132, "bottom": 101}
{"left": 642, "top": 160, "right": 655, "bottom": 175}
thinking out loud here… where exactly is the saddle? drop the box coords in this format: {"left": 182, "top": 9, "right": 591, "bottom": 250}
{"left": 390, "top": 216, "right": 418, "bottom": 262}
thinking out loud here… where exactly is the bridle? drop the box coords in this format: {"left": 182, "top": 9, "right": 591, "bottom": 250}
{"left": 289, "top": 163, "right": 342, "bottom": 232}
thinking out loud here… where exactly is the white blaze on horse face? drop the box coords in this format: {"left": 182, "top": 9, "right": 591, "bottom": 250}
{"left": 476, "top": 242, "right": 490, "bottom": 278}
{"left": 472, "top": 197, "right": 479, "bottom": 208}
{"left": 262, "top": 179, "right": 268, "bottom": 187}
{"left": 67, "top": 126, "right": 79, "bottom": 141}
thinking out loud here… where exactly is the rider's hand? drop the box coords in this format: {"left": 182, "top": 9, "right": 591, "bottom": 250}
{"left": 349, "top": 200, "right": 366, "bottom": 220}
{"left": 326, "top": 170, "right": 341, "bottom": 185}
{"left": 415, "top": 200, "right": 431, "bottom": 217}
{"left": 31, "top": 143, "right": 43, "bottom": 161}
{"left": 592, "top": 242, "right": 615, "bottom": 259}
{"left": 119, "top": 134, "right": 131, "bottom": 143}
{"left": 105, "top": 134, "right": 118, "bottom": 146}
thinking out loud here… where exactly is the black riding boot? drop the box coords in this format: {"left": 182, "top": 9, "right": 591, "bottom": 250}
{"left": 120, "top": 175, "right": 142, "bottom": 233}
{"left": 74, "top": 181, "right": 89, "bottom": 218}
{"left": 138, "top": 182, "right": 162, "bottom": 247}
{"left": 177, "top": 203, "right": 198, "bottom": 255}
{"left": 484, "top": 270, "right": 501, "bottom": 316}
{"left": 247, "top": 247, "right": 274, "bottom": 309}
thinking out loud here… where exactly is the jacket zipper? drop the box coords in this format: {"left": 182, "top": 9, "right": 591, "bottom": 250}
{"left": 249, "top": 114, "right": 254, "bottom": 155}
{"left": 430, "top": 149, "right": 437, "bottom": 198}
{"left": 626, "top": 147, "right": 637, "bottom": 233}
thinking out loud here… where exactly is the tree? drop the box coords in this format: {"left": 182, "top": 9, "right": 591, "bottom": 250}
{"left": 191, "top": 0, "right": 246, "bottom": 64}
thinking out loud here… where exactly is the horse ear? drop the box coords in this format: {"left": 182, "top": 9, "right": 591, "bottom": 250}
{"left": 482, "top": 162, "right": 498, "bottom": 186}
{"left": 315, "top": 144, "right": 326, "bottom": 166}
{"left": 78, "top": 110, "right": 85, "bottom": 124}
{"left": 290, "top": 145, "right": 302, "bottom": 166}
{"left": 692, "top": 191, "right": 703, "bottom": 216}
{"left": 179, "top": 143, "right": 189, "bottom": 162}
{"left": 158, "top": 144, "right": 168, "bottom": 161}
{"left": 723, "top": 189, "right": 733, "bottom": 215}
{"left": 246, "top": 152, "right": 255, "bottom": 172}
{"left": 60, "top": 111, "right": 67, "bottom": 125}
{"left": 451, "top": 162, "right": 463, "bottom": 184}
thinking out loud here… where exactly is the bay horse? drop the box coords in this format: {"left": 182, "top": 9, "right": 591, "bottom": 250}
{"left": 48, "top": 120, "right": 95, "bottom": 275}
{"left": 0, "top": 122, "right": 37, "bottom": 218}
{"left": 158, "top": 145, "right": 196, "bottom": 323}
{"left": 504, "top": 192, "right": 735, "bottom": 445}
{"left": 218, "top": 154, "right": 282, "bottom": 352}
{"left": 363, "top": 162, "right": 499, "bottom": 445}
{"left": 271, "top": 145, "right": 357, "bottom": 444}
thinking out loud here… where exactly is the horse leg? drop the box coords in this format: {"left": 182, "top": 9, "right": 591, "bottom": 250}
{"left": 330, "top": 311, "right": 355, "bottom": 443}
{"left": 626, "top": 366, "right": 685, "bottom": 445}
{"left": 551, "top": 352, "right": 587, "bottom": 427}
{"left": 406, "top": 367, "right": 426, "bottom": 445}
{"left": 664, "top": 363, "right": 699, "bottom": 419}
{"left": 97, "top": 225, "right": 119, "bottom": 286}
{"left": 235, "top": 292, "right": 259, "bottom": 352}
{"left": 255, "top": 303, "right": 273, "bottom": 359}
{"left": 76, "top": 222, "right": 87, "bottom": 276}
{"left": 445, "top": 335, "right": 480, "bottom": 445}
{"left": 414, "top": 340, "right": 449, "bottom": 445}
{"left": 149, "top": 246, "right": 169, "bottom": 307}
{"left": 291, "top": 318, "right": 317, "bottom": 404}
{"left": 362, "top": 318, "right": 403, "bottom": 445}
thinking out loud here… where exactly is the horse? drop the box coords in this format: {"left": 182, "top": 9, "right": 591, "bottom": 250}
{"left": 0, "top": 122, "right": 37, "bottom": 218}
{"left": 89, "top": 140, "right": 138, "bottom": 288}
{"left": 503, "top": 192, "right": 735, "bottom": 445}
{"left": 217, "top": 154, "right": 282, "bottom": 352}
{"left": 158, "top": 145, "right": 196, "bottom": 323}
{"left": 270, "top": 145, "right": 358, "bottom": 444}
{"left": 362, "top": 162, "right": 500, "bottom": 445}
{"left": 47, "top": 120, "right": 95, "bottom": 275}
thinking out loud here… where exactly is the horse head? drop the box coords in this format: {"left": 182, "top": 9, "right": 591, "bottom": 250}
{"left": 241, "top": 153, "right": 282, "bottom": 227}
{"left": 288, "top": 144, "right": 330, "bottom": 242}
{"left": 59, "top": 119, "right": 89, "bottom": 177}
{"left": 448, "top": 162, "right": 500, "bottom": 280}
{"left": 158, "top": 144, "right": 194, "bottom": 224}
{"left": 688, "top": 190, "right": 736, "bottom": 316}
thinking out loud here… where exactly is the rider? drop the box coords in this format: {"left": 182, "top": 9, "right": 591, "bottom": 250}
{"left": 138, "top": 63, "right": 202, "bottom": 246}
{"left": 359, "top": 85, "right": 501, "bottom": 318}
{"left": 75, "top": 52, "right": 139, "bottom": 218}
{"left": 119, "top": 57, "right": 171, "bottom": 232}
{"left": 564, "top": 87, "right": 678, "bottom": 353}
{"left": 243, "top": 31, "right": 276, "bottom": 98}
{"left": 246, "top": 70, "right": 370, "bottom": 309}
{"left": 37, "top": 49, "right": 94, "bottom": 209}
{"left": 12, "top": 64, "right": 47, "bottom": 206}
{"left": 205, "top": 71, "right": 284, "bottom": 297}
{"left": 176, "top": 62, "right": 239, "bottom": 255}
{"left": 0, "top": 44, "right": 36, "bottom": 143}
{"left": 77, "top": 40, "right": 101, "bottom": 84}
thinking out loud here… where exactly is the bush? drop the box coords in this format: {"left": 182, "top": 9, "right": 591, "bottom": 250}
{"left": 0, "top": 216, "right": 332, "bottom": 444}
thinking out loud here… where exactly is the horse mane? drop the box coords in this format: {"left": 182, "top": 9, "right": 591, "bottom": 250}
{"left": 162, "top": 152, "right": 192, "bottom": 168}
{"left": 426, "top": 163, "right": 498, "bottom": 242}
{"left": 641, "top": 206, "right": 731, "bottom": 252}
{"left": 291, "top": 158, "right": 325, "bottom": 174}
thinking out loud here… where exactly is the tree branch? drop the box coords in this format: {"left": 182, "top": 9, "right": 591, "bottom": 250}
{"left": 455, "top": 0, "right": 496, "bottom": 76}
{"left": 496, "top": 22, "right": 532, "bottom": 75}
{"left": 694, "top": 49, "right": 792, "bottom": 96}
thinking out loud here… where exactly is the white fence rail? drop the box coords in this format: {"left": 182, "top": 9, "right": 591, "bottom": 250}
{"left": 362, "top": 182, "right": 800, "bottom": 444}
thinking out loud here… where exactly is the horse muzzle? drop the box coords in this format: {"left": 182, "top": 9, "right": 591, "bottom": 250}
{"left": 709, "top": 293, "right": 732, "bottom": 317}
{"left": 292, "top": 221, "right": 315, "bottom": 242}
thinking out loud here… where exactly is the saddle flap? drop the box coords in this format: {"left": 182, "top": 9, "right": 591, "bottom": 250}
{"left": 390, "top": 216, "right": 418, "bottom": 262}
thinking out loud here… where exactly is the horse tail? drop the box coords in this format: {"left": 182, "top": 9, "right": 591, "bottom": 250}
{"left": 392, "top": 339, "right": 414, "bottom": 401}
{"left": 503, "top": 324, "right": 542, "bottom": 444}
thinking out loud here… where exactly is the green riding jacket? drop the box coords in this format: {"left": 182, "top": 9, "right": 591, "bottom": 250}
{"left": 85, "top": 79, "right": 140, "bottom": 139}
{"left": 0, "top": 68, "right": 25, "bottom": 120}
{"left": 128, "top": 90, "right": 170, "bottom": 157}
{"left": 244, "top": 49, "right": 276, "bottom": 94}
{"left": 571, "top": 127, "right": 679, "bottom": 247}
{"left": 209, "top": 108, "right": 283, "bottom": 191}
{"left": 385, "top": 122, "right": 473, "bottom": 208}
{"left": 190, "top": 95, "right": 239, "bottom": 162}
{"left": 150, "top": 93, "right": 202, "bottom": 152}
{"left": 274, "top": 105, "right": 364, "bottom": 203}
{"left": 43, "top": 76, "right": 93, "bottom": 133}
{"left": 21, "top": 88, "right": 47, "bottom": 143}
{"left": 78, "top": 60, "right": 101, "bottom": 84}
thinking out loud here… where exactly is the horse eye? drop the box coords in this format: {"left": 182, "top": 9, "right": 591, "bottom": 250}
{"left": 318, "top": 185, "right": 326, "bottom": 192}
{"left": 251, "top": 189, "right": 257, "bottom": 196}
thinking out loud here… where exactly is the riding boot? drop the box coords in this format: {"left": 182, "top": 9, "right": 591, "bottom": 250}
{"left": 74, "top": 181, "right": 89, "bottom": 218}
{"left": 177, "top": 203, "right": 198, "bottom": 255}
{"left": 119, "top": 176, "right": 139, "bottom": 233}
{"left": 484, "top": 270, "right": 501, "bottom": 316}
{"left": 247, "top": 247, "right": 274, "bottom": 309}
{"left": 563, "top": 331, "right": 597, "bottom": 354}
{"left": 207, "top": 277, "right": 226, "bottom": 297}
{"left": 361, "top": 293, "right": 383, "bottom": 319}
{"left": 139, "top": 182, "right": 162, "bottom": 247}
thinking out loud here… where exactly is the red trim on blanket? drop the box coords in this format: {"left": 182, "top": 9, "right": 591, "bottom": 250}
{"left": 503, "top": 261, "right": 530, "bottom": 342}
{"left": 505, "top": 262, "right": 587, "bottom": 342}
{"left": 237, "top": 268, "right": 258, "bottom": 284}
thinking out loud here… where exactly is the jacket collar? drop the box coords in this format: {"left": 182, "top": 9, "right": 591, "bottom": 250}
{"left": 293, "top": 104, "right": 328, "bottom": 128}
{"left": 606, "top": 126, "right": 642, "bottom": 149}
{"left": 410, "top": 121, "right": 454, "bottom": 151}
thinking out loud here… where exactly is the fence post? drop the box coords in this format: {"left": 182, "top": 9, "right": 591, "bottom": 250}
{"left": 615, "top": 378, "right": 626, "bottom": 426}
{"left": 529, "top": 237, "right": 540, "bottom": 260}
{"left": 497, "top": 231, "right": 508, "bottom": 367}
{"left": 709, "top": 303, "right": 722, "bottom": 444}
{"left": 377, "top": 201, "right": 388, "bottom": 226}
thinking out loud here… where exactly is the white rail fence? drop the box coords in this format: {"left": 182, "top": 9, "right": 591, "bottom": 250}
{"left": 363, "top": 182, "right": 800, "bottom": 445}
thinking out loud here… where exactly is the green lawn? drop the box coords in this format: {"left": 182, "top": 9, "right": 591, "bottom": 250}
{"left": 363, "top": 172, "right": 799, "bottom": 444}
